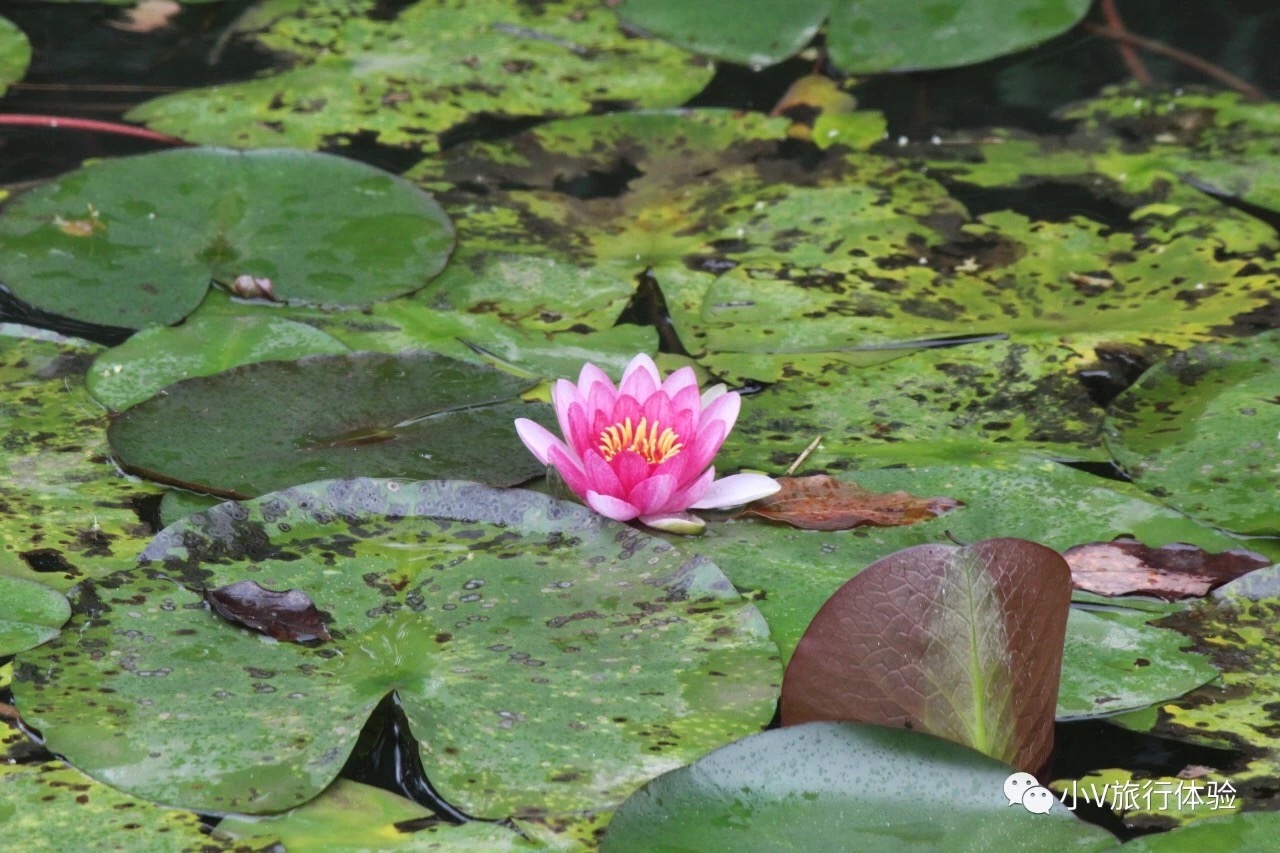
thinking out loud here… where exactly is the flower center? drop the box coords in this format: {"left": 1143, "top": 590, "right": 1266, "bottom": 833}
{"left": 598, "top": 417, "right": 683, "bottom": 465}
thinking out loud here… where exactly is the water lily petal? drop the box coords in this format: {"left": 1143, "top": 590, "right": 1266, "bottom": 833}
{"left": 682, "top": 419, "right": 727, "bottom": 477}
{"left": 612, "top": 449, "right": 651, "bottom": 496}
{"left": 577, "top": 361, "right": 615, "bottom": 397}
{"left": 566, "top": 402, "right": 593, "bottom": 458}
{"left": 551, "top": 378, "right": 584, "bottom": 447}
{"left": 639, "top": 511, "right": 705, "bottom": 535}
{"left": 701, "top": 383, "right": 729, "bottom": 409}
{"left": 619, "top": 353, "right": 660, "bottom": 400}
{"left": 584, "top": 450, "right": 624, "bottom": 498}
{"left": 548, "top": 443, "right": 591, "bottom": 498}
{"left": 665, "top": 465, "right": 715, "bottom": 512}
{"left": 642, "top": 390, "right": 674, "bottom": 431}
{"left": 628, "top": 473, "right": 677, "bottom": 515}
{"left": 514, "top": 418, "right": 564, "bottom": 466}
{"left": 587, "top": 377, "right": 616, "bottom": 423}
{"left": 670, "top": 383, "right": 701, "bottom": 420}
{"left": 659, "top": 365, "right": 699, "bottom": 399}
{"left": 690, "top": 472, "right": 781, "bottom": 509}
{"left": 587, "top": 490, "right": 640, "bottom": 521}
{"left": 699, "top": 390, "right": 741, "bottom": 437}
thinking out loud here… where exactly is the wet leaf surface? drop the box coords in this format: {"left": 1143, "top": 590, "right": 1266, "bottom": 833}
{"left": 0, "top": 148, "right": 455, "bottom": 328}
{"left": 737, "top": 474, "right": 962, "bottom": 530}
{"left": 12, "top": 479, "right": 778, "bottom": 816}
{"left": 205, "top": 580, "right": 332, "bottom": 644}
{"left": 1064, "top": 538, "right": 1272, "bottom": 601}
{"left": 107, "top": 351, "right": 548, "bottom": 498}
{"left": 1104, "top": 330, "right": 1280, "bottom": 535}
{"left": 127, "top": 0, "right": 713, "bottom": 152}
{"left": 88, "top": 315, "right": 350, "bottom": 412}
{"left": 781, "top": 538, "right": 1070, "bottom": 772}
{"left": 602, "top": 722, "right": 1116, "bottom": 852}
{"left": 617, "top": 0, "right": 828, "bottom": 68}
{"left": 0, "top": 325, "right": 163, "bottom": 592}
{"left": 0, "top": 575, "right": 70, "bottom": 656}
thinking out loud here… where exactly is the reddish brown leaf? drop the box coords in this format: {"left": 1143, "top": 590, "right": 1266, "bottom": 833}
{"left": 738, "top": 475, "right": 963, "bottom": 530}
{"left": 204, "top": 580, "right": 331, "bottom": 644}
{"left": 1063, "top": 537, "right": 1271, "bottom": 600}
{"left": 781, "top": 538, "right": 1071, "bottom": 775}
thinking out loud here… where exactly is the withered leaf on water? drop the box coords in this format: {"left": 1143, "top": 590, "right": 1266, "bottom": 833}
{"left": 204, "top": 580, "right": 331, "bottom": 643}
{"left": 1063, "top": 536, "right": 1271, "bottom": 600}
{"left": 738, "top": 475, "right": 963, "bottom": 531}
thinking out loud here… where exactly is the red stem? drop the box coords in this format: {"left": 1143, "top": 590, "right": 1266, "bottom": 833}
{"left": 0, "top": 114, "right": 189, "bottom": 145}
{"left": 1099, "top": 0, "right": 1153, "bottom": 86}
{"left": 1081, "top": 23, "right": 1267, "bottom": 101}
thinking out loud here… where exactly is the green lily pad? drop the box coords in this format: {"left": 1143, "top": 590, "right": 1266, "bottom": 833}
{"left": 107, "top": 351, "right": 548, "bottom": 498}
{"left": 0, "top": 324, "right": 163, "bottom": 592}
{"left": 679, "top": 462, "right": 1233, "bottom": 718}
{"left": 0, "top": 16, "right": 30, "bottom": 96}
{"left": 126, "top": 0, "right": 714, "bottom": 152}
{"left": 0, "top": 575, "right": 70, "bottom": 656}
{"left": 618, "top": 0, "right": 1091, "bottom": 73}
{"left": 1104, "top": 565, "right": 1280, "bottom": 798}
{"left": 13, "top": 479, "right": 779, "bottom": 816}
{"left": 602, "top": 722, "right": 1117, "bottom": 852}
{"left": 0, "top": 726, "right": 240, "bottom": 853}
{"left": 719, "top": 338, "right": 1106, "bottom": 470}
{"left": 157, "top": 490, "right": 225, "bottom": 528}
{"left": 1124, "top": 811, "right": 1280, "bottom": 850}
{"left": 215, "top": 780, "right": 540, "bottom": 850}
{"left": 192, "top": 283, "right": 657, "bottom": 381}
{"left": 1104, "top": 331, "right": 1280, "bottom": 535}
{"left": 0, "top": 147, "right": 455, "bottom": 328}
{"left": 1058, "top": 608, "right": 1218, "bottom": 721}
{"left": 87, "top": 315, "right": 350, "bottom": 412}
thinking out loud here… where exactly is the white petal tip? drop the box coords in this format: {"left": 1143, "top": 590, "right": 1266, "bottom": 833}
{"left": 640, "top": 512, "right": 706, "bottom": 535}
{"left": 689, "top": 473, "right": 781, "bottom": 510}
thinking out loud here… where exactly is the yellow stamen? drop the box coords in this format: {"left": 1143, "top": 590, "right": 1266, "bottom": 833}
{"left": 598, "top": 417, "right": 683, "bottom": 464}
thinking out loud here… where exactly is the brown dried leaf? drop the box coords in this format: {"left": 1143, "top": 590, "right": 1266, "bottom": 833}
{"left": 739, "top": 475, "right": 962, "bottom": 530}
{"left": 204, "top": 580, "right": 331, "bottom": 643}
{"left": 1063, "top": 537, "right": 1271, "bottom": 600}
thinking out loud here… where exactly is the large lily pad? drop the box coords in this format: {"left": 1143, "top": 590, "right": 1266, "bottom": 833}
{"left": 0, "top": 16, "right": 30, "bottom": 96}
{"left": 0, "top": 147, "right": 455, "bottom": 328}
{"left": 0, "top": 575, "right": 70, "bottom": 656}
{"left": 677, "top": 462, "right": 1230, "bottom": 718}
{"left": 618, "top": 0, "right": 1091, "bottom": 73}
{"left": 107, "top": 351, "right": 548, "bottom": 498}
{"left": 0, "top": 325, "right": 162, "bottom": 592}
{"left": 126, "top": 0, "right": 714, "bottom": 152}
{"left": 602, "top": 722, "right": 1116, "bottom": 852}
{"left": 1104, "top": 331, "right": 1280, "bottom": 535}
{"left": 87, "top": 315, "right": 350, "bottom": 412}
{"left": 12, "top": 479, "right": 779, "bottom": 816}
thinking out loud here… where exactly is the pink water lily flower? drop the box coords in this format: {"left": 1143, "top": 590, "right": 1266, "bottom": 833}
{"left": 515, "top": 355, "right": 780, "bottom": 534}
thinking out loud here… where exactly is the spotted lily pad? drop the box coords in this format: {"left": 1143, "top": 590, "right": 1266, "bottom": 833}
{"left": 126, "top": 0, "right": 714, "bottom": 152}
{"left": 0, "top": 726, "right": 240, "bottom": 852}
{"left": 0, "top": 325, "right": 162, "bottom": 592}
{"left": 0, "top": 15, "right": 30, "bottom": 96}
{"left": 0, "top": 575, "right": 70, "bottom": 656}
{"left": 12, "top": 479, "right": 779, "bottom": 816}
{"left": 88, "top": 315, "right": 350, "bottom": 412}
{"left": 602, "top": 722, "right": 1116, "bottom": 851}
{"left": 107, "top": 351, "right": 548, "bottom": 498}
{"left": 0, "top": 148, "right": 455, "bottom": 328}
{"left": 1104, "top": 331, "right": 1280, "bottom": 535}
{"left": 1104, "top": 566, "right": 1280, "bottom": 805}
